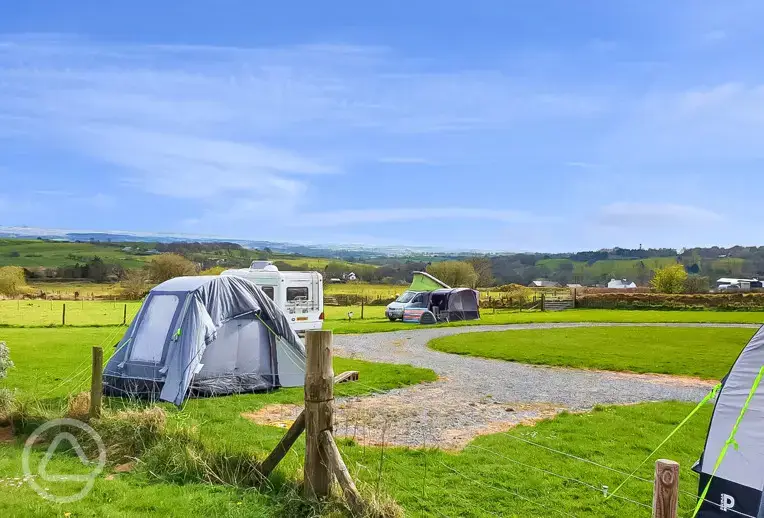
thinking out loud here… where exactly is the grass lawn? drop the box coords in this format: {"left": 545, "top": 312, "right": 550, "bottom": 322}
{"left": 0, "top": 401, "right": 716, "bottom": 517}
{"left": 28, "top": 281, "right": 126, "bottom": 299}
{"left": 324, "top": 307, "right": 764, "bottom": 334}
{"left": 429, "top": 326, "right": 757, "bottom": 379}
{"left": 0, "top": 327, "right": 724, "bottom": 516}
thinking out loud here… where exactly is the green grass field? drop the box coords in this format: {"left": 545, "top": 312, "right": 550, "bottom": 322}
{"left": 2, "top": 300, "right": 763, "bottom": 331}
{"left": 0, "top": 325, "right": 727, "bottom": 516}
{"left": 537, "top": 256, "right": 677, "bottom": 280}
{"left": 324, "top": 283, "right": 400, "bottom": 298}
{"left": 429, "top": 326, "right": 756, "bottom": 379}
{"left": 324, "top": 307, "right": 764, "bottom": 333}
{"left": 0, "top": 239, "right": 149, "bottom": 268}
{"left": 0, "top": 401, "right": 715, "bottom": 517}
{"left": 0, "top": 300, "right": 142, "bottom": 327}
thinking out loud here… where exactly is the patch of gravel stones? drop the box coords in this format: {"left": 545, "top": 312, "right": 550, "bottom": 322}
{"left": 325, "top": 322, "right": 757, "bottom": 448}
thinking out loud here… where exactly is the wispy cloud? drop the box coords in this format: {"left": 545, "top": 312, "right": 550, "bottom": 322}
{"left": 0, "top": 34, "right": 600, "bottom": 226}
{"left": 603, "top": 82, "right": 764, "bottom": 163}
{"left": 377, "top": 157, "right": 435, "bottom": 165}
{"left": 598, "top": 202, "right": 723, "bottom": 227}
{"left": 564, "top": 161, "right": 600, "bottom": 169}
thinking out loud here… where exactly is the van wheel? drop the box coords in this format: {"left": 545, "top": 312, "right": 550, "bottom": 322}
{"left": 388, "top": 316, "right": 398, "bottom": 321}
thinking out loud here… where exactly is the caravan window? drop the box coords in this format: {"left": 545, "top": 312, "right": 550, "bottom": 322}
{"left": 130, "top": 294, "right": 179, "bottom": 363}
{"left": 286, "top": 287, "right": 309, "bottom": 301}
{"left": 261, "top": 286, "right": 275, "bottom": 300}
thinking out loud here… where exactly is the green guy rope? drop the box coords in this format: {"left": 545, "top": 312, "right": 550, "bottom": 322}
{"left": 607, "top": 383, "right": 722, "bottom": 501}
{"left": 692, "top": 366, "right": 764, "bottom": 518}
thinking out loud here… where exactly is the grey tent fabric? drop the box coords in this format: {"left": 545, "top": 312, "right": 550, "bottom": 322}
{"left": 429, "top": 288, "right": 480, "bottom": 322}
{"left": 103, "top": 275, "right": 305, "bottom": 406}
{"left": 695, "top": 325, "right": 764, "bottom": 517}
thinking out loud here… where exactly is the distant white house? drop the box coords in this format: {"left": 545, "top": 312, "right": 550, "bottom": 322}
{"left": 608, "top": 279, "right": 637, "bottom": 289}
{"left": 566, "top": 283, "right": 584, "bottom": 289}
{"left": 343, "top": 272, "right": 357, "bottom": 282}
{"left": 529, "top": 280, "right": 561, "bottom": 288}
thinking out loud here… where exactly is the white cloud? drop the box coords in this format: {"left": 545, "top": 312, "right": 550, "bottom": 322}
{"left": 377, "top": 157, "right": 435, "bottom": 165}
{"left": 601, "top": 82, "right": 764, "bottom": 164}
{"left": 0, "top": 34, "right": 602, "bottom": 228}
{"left": 598, "top": 202, "right": 723, "bottom": 227}
{"left": 564, "top": 161, "right": 600, "bottom": 169}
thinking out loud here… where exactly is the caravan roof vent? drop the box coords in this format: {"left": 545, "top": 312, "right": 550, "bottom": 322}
{"left": 250, "top": 260, "right": 277, "bottom": 270}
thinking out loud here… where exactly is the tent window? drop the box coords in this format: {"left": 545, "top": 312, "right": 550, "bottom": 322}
{"left": 261, "top": 286, "right": 275, "bottom": 300}
{"left": 286, "top": 287, "right": 309, "bottom": 301}
{"left": 130, "top": 294, "right": 179, "bottom": 363}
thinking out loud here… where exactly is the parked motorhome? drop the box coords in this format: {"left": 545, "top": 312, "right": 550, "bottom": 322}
{"left": 222, "top": 262, "right": 323, "bottom": 335}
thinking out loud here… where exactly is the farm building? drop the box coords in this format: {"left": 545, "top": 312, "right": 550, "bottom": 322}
{"left": 529, "top": 280, "right": 560, "bottom": 288}
{"left": 716, "top": 278, "right": 762, "bottom": 292}
{"left": 607, "top": 279, "right": 637, "bottom": 289}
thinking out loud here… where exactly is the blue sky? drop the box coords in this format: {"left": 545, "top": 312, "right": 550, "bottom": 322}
{"left": 1, "top": 1, "right": 763, "bottom": 252}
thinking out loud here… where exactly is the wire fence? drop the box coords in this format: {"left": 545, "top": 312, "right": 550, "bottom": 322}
{"left": 0, "top": 300, "right": 141, "bottom": 326}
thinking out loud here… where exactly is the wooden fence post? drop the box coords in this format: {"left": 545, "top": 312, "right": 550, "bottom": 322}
{"left": 361, "top": 297, "right": 365, "bottom": 320}
{"left": 259, "top": 411, "right": 306, "bottom": 479}
{"left": 62, "top": 303, "right": 66, "bottom": 325}
{"left": 653, "top": 459, "right": 679, "bottom": 518}
{"left": 320, "top": 430, "right": 365, "bottom": 516}
{"left": 541, "top": 293, "right": 546, "bottom": 311}
{"left": 304, "top": 330, "right": 334, "bottom": 500}
{"left": 123, "top": 304, "right": 127, "bottom": 325}
{"left": 89, "top": 346, "right": 103, "bottom": 419}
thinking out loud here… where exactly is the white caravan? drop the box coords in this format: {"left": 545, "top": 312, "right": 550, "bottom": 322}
{"left": 222, "top": 261, "right": 324, "bottom": 335}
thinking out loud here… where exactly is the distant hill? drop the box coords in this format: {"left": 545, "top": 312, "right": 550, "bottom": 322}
{"left": 3, "top": 227, "right": 764, "bottom": 287}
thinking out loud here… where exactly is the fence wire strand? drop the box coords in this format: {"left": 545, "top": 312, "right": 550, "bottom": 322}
{"left": 437, "top": 459, "right": 579, "bottom": 517}
{"left": 465, "top": 443, "right": 652, "bottom": 510}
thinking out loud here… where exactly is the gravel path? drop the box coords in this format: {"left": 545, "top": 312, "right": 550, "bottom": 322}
{"left": 315, "top": 322, "right": 760, "bottom": 448}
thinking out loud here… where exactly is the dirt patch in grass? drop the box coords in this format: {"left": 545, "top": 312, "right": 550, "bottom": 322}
{"left": 0, "top": 425, "right": 13, "bottom": 444}
{"left": 596, "top": 370, "right": 719, "bottom": 387}
{"left": 243, "top": 393, "right": 565, "bottom": 451}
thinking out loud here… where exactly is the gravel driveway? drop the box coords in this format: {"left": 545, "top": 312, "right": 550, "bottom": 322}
{"left": 315, "top": 322, "right": 760, "bottom": 448}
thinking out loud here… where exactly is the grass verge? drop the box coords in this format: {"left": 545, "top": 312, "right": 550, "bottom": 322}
{"left": 429, "top": 326, "right": 756, "bottom": 379}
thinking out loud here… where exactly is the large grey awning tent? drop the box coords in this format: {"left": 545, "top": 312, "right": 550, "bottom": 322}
{"left": 694, "top": 325, "right": 764, "bottom": 517}
{"left": 103, "top": 275, "right": 305, "bottom": 406}
{"left": 429, "top": 288, "right": 480, "bottom": 321}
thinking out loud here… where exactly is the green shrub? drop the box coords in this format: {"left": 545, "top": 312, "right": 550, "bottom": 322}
{"left": 149, "top": 253, "right": 197, "bottom": 283}
{"left": 0, "top": 341, "right": 13, "bottom": 380}
{"left": 577, "top": 292, "right": 764, "bottom": 311}
{"left": 0, "top": 266, "right": 27, "bottom": 297}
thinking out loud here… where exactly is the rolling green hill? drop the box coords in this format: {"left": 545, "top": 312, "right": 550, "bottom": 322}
{"left": 0, "top": 239, "right": 148, "bottom": 268}
{"left": 537, "top": 257, "right": 678, "bottom": 282}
